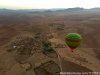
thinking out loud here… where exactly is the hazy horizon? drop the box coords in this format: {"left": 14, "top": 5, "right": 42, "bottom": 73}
{"left": 0, "top": 0, "right": 100, "bottom": 9}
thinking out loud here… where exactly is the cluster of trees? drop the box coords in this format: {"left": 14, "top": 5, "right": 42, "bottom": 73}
{"left": 42, "top": 41, "right": 54, "bottom": 52}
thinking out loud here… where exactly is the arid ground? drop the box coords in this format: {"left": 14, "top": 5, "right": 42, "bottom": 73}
{"left": 0, "top": 9, "right": 100, "bottom": 75}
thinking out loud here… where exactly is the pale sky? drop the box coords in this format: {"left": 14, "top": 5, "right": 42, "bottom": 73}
{"left": 0, "top": 0, "right": 100, "bottom": 9}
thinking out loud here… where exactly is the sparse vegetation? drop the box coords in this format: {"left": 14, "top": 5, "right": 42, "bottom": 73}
{"left": 57, "top": 27, "right": 64, "bottom": 31}
{"left": 0, "top": 8, "right": 100, "bottom": 75}
{"left": 34, "top": 60, "right": 60, "bottom": 75}
{"left": 34, "top": 32, "right": 42, "bottom": 39}
{"left": 42, "top": 40, "right": 58, "bottom": 58}
{"left": 6, "top": 36, "right": 44, "bottom": 63}
{"left": 42, "top": 41, "right": 54, "bottom": 52}
{"left": 48, "top": 23, "right": 65, "bottom": 31}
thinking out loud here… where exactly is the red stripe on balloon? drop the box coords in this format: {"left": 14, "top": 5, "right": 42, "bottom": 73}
{"left": 70, "top": 48, "right": 75, "bottom": 52}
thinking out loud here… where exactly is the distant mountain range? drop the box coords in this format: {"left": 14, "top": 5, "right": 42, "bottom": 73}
{"left": 0, "top": 7, "right": 100, "bottom": 14}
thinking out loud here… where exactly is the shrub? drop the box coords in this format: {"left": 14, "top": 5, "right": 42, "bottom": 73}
{"left": 42, "top": 41, "right": 54, "bottom": 52}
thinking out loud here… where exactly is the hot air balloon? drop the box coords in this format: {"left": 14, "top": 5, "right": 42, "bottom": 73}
{"left": 65, "top": 33, "right": 82, "bottom": 52}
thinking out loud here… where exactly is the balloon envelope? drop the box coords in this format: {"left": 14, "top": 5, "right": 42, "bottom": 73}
{"left": 65, "top": 33, "right": 81, "bottom": 51}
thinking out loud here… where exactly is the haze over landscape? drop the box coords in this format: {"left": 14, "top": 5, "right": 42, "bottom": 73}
{"left": 0, "top": 0, "right": 100, "bottom": 75}
{"left": 0, "top": 0, "right": 100, "bottom": 9}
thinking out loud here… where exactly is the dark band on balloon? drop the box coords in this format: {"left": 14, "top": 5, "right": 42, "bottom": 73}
{"left": 66, "top": 39, "right": 81, "bottom": 42}
{"left": 68, "top": 45, "right": 78, "bottom": 48}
